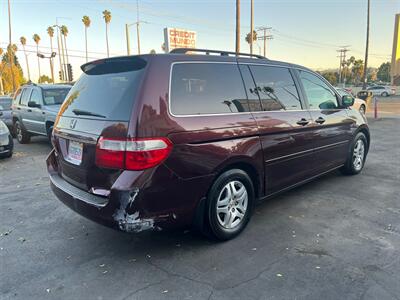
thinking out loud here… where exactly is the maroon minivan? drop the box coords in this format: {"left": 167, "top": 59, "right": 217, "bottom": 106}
{"left": 47, "top": 49, "right": 370, "bottom": 240}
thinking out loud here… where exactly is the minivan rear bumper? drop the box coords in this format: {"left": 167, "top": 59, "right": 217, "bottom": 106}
{"left": 47, "top": 149, "right": 213, "bottom": 233}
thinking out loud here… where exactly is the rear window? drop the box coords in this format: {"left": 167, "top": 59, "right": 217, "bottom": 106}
{"left": 0, "top": 98, "right": 12, "bottom": 110}
{"left": 59, "top": 58, "right": 146, "bottom": 121}
{"left": 170, "top": 63, "right": 249, "bottom": 115}
{"left": 43, "top": 88, "right": 71, "bottom": 105}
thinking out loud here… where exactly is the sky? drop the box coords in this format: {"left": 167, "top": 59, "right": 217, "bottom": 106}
{"left": 0, "top": 0, "right": 399, "bottom": 82}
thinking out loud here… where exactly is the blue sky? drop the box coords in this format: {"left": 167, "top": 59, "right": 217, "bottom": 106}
{"left": 0, "top": 0, "right": 399, "bottom": 81}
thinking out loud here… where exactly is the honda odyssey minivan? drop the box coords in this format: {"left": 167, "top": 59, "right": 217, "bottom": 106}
{"left": 47, "top": 49, "right": 370, "bottom": 240}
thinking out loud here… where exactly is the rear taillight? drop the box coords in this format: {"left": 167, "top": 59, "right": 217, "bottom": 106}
{"left": 95, "top": 137, "right": 172, "bottom": 170}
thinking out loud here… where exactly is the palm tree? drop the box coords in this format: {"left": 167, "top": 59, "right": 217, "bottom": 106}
{"left": 33, "top": 33, "right": 41, "bottom": 80}
{"left": 245, "top": 30, "right": 257, "bottom": 52}
{"left": 60, "top": 25, "right": 70, "bottom": 66}
{"left": 47, "top": 27, "right": 55, "bottom": 83}
{"left": 82, "top": 16, "right": 91, "bottom": 62}
{"left": 102, "top": 10, "right": 112, "bottom": 57}
{"left": 20, "top": 36, "right": 30, "bottom": 81}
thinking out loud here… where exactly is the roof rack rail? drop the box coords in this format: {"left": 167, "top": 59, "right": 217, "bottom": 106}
{"left": 170, "top": 48, "right": 266, "bottom": 59}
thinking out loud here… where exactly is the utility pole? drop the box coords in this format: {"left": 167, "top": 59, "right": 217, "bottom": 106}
{"left": 256, "top": 26, "right": 273, "bottom": 57}
{"left": 250, "top": 0, "right": 254, "bottom": 54}
{"left": 136, "top": 0, "right": 141, "bottom": 55}
{"left": 7, "top": 0, "right": 15, "bottom": 93}
{"left": 337, "top": 46, "right": 350, "bottom": 86}
{"left": 125, "top": 24, "right": 131, "bottom": 55}
{"left": 362, "top": 0, "right": 370, "bottom": 89}
{"left": 235, "top": 0, "right": 240, "bottom": 54}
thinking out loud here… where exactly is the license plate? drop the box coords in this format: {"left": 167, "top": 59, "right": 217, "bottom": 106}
{"left": 67, "top": 141, "right": 83, "bottom": 165}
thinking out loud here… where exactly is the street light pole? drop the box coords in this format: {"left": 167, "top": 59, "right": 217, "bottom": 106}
{"left": 37, "top": 52, "right": 56, "bottom": 84}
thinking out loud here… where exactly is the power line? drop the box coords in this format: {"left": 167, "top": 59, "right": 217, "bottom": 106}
{"left": 337, "top": 46, "right": 350, "bottom": 85}
{"left": 256, "top": 26, "right": 273, "bottom": 57}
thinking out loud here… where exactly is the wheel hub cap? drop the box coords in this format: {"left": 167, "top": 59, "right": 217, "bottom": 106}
{"left": 352, "top": 139, "right": 365, "bottom": 171}
{"left": 216, "top": 180, "right": 248, "bottom": 229}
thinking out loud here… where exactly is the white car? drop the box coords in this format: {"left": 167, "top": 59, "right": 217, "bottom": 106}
{"left": 336, "top": 88, "right": 367, "bottom": 115}
{"left": 367, "top": 86, "right": 395, "bottom": 97}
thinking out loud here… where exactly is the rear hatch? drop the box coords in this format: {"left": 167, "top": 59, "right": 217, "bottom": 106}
{"left": 53, "top": 56, "right": 147, "bottom": 193}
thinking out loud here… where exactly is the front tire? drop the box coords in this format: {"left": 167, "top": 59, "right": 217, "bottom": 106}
{"left": 15, "top": 120, "right": 31, "bottom": 144}
{"left": 340, "top": 132, "right": 368, "bottom": 175}
{"left": 381, "top": 92, "right": 389, "bottom": 97}
{"left": 204, "top": 169, "right": 254, "bottom": 241}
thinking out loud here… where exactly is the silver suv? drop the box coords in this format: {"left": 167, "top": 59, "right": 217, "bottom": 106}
{"left": 12, "top": 83, "right": 71, "bottom": 143}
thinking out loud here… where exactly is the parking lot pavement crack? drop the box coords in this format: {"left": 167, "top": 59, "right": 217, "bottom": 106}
{"left": 221, "top": 256, "right": 286, "bottom": 290}
{"left": 121, "top": 278, "right": 169, "bottom": 300}
{"left": 145, "top": 258, "right": 215, "bottom": 290}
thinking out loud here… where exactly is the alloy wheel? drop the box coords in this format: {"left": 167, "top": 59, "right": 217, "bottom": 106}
{"left": 353, "top": 139, "right": 365, "bottom": 171}
{"left": 216, "top": 180, "right": 248, "bottom": 229}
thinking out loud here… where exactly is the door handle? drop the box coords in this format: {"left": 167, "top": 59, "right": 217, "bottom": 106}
{"left": 296, "top": 118, "right": 309, "bottom": 126}
{"left": 17, "top": 107, "right": 21, "bottom": 110}
{"left": 27, "top": 109, "right": 32, "bottom": 112}
{"left": 315, "top": 117, "right": 326, "bottom": 124}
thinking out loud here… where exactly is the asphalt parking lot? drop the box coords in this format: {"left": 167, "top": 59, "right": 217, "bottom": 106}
{"left": 1, "top": 116, "right": 400, "bottom": 299}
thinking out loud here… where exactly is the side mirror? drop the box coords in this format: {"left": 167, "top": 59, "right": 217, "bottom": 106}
{"left": 28, "top": 101, "right": 41, "bottom": 108}
{"left": 342, "top": 95, "right": 354, "bottom": 107}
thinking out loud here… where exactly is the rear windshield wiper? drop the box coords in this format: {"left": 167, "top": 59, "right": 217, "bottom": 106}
{"left": 72, "top": 109, "right": 106, "bottom": 118}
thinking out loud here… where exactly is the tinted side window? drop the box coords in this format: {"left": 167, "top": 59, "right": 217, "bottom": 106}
{"left": 30, "top": 89, "right": 42, "bottom": 104}
{"left": 20, "top": 88, "right": 32, "bottom": 106}
{"left": 249, "top": 66, "right": 301, "bottom": 111}
{"left": 299, "top": 71, "right": 338, "bottom": 110}
{"left": 239, "top": 64, "right": 262, "bottom": 111}
{"left": 170, "top": 63, "right": 249, "bottom": 115}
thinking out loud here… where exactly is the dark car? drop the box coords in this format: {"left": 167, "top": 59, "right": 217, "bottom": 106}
{"left": 47, "top": 49, "right": 370, "bottom": 240}
{"left": 0, "top": 119, "right": 13, "bottom": 158}
{"left": 0, "top": 96, "right": 13, "bottom": 131}
{"left": 12, "top": 83, "right": 71, "bottom": 143}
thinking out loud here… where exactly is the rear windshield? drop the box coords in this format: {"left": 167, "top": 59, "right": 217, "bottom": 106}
{"left": 0, "top": 98, "right": 12, "bottom": 110}
{"left": 59, "top": 58, "right": 146, "bottom": 121}
{"left": 43, "top": 88, "right": 71, "bottom": 105}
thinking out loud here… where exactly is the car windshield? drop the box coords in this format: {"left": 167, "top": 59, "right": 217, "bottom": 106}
{"left": 0, "top": 97, "right": 12, "bottom": 110}
{"left": 43, "top": 88, "right": 71, "bottom": 105}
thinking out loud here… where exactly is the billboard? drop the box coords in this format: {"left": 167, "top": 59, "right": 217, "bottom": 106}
{"left": 391, "top": 14, "right": 400, "bottom": 84}
{"left": 163, "top": 28, "right": 196, "bottom": 52}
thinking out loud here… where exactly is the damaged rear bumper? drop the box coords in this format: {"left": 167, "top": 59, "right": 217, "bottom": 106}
{"left": 49, "top": 174, "right": 171, "bottom": 233}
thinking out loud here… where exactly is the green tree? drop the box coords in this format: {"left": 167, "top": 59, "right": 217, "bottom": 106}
{"left": 38, "top": 74, "right": 53, "bottom": 83}
{"left": 377, "top": 62, "right": 390, "bottom": 82}
{"left": 149, "top": 49, "right": 156, "bottom": 54}
{"left": 82, "top": 16, "right": 91, "bottom": 62}
{"left": 102, "top": 10, "right": 112, "bottom": 57}
{"left": 321, "top": 71, "right": 338, "bottom": 86}
{"left": 61, "top": 25, "right": 70, "bottom": 66}
{"left": 245, "top": 30, "right": 257, "bottom": 45}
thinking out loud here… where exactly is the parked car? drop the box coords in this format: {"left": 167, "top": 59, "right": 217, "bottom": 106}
{"left": 366, "top": 85, "right": 395, "bottom": 97}
{"left": 12, "top": 83, "right": 71, "bottom": 143}
{"left": 0, "top": 119, "right": 13, "bottom": 158}
{"left": 336, "top": 88, "right": 367, "bottom": 114}
{"left": 47, "top": 49, "right": 370, "bottom": 241}
{"left": 0, "top": 96, "right": 13, "bottom": 132}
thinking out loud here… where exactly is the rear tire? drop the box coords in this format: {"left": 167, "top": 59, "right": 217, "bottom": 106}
{"left": 381, "top": 92, "right": 389, "bottom": 97}
{"left": 47, "top": 125, "right": 53, "bottom": 142}
{"left": 203, "top": 169, "right": 254, "bottom": 241}
{"left": 15, "top": 120, "right": 30, "bottom": 144}
{"left": 340, "top": 132, "right": 368, "bottom": 175}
